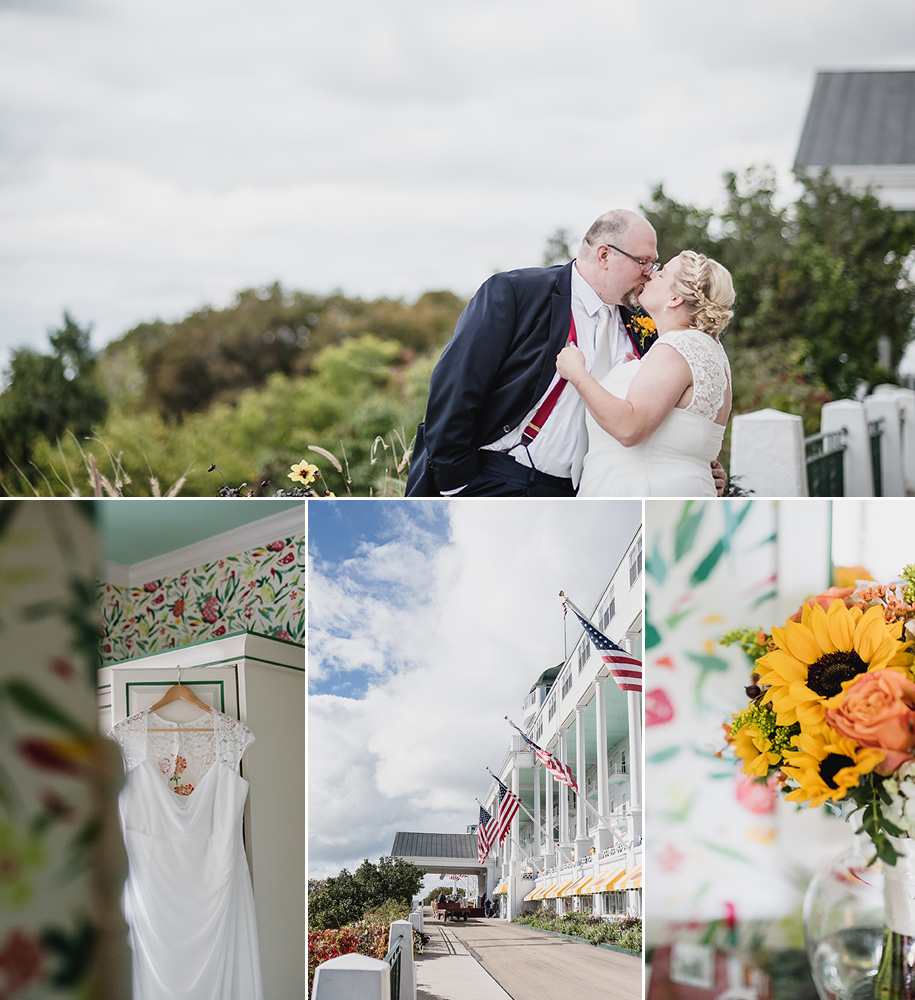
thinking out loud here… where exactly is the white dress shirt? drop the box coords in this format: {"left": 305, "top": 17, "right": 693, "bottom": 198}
{"left": 478, "top": 262, "right": 630, "bottom": 479}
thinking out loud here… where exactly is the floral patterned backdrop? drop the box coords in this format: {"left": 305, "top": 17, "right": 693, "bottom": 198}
{"left": 0, "top": 499, "right": 128, "bottom": 1000}
{"left": 98, "top": 531, "right": 305, "bottom": 664}
{"left": 644, "top": 498, "right": 849, "bottom": 948}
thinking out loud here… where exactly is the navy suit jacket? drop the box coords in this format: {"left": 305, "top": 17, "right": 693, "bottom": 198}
{"left": 405, "top": 262, "right": 651, "bottom": 496}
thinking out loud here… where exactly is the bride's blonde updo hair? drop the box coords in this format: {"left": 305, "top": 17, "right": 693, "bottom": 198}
{"left": 672, "top": 250, "right": 735, "bottom": 337}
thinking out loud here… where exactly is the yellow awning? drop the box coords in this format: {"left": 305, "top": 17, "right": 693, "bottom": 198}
{"left": 523, "top": 885, "right": 543, "bottom": 901}
{"left": 549, "top": 877, "right": 581, "bottom": 898}
{"left": 623, "top": 865, "right": 642, "bottom": 889}
{"left": 493, "top": 882, "right": 508, "bottom": 895}
{"left": 559, "top": 876, "right": 590, "bottom": 897}
{"left": 592, "top": 867, "right": 627, "bottom": 891}
{"left": 533, "top": 883, "right": 555, "bottom": 900}
{"left": 573, "top": 877, "right": 596, "bottom": 895}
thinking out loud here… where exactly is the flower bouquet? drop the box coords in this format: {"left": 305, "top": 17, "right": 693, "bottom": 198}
{"left": 721, "top": 570, "right": 915, "bottom": 1000}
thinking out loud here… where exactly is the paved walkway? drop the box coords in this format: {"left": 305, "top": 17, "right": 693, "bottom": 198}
{"left": 415, "top": 911, "right": 642, "bottom": 1000}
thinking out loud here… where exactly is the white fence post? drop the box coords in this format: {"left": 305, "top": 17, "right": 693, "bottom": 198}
{"left": 820, "top": 399, "right": 873, "bottom": 496}
{"left": 864, "top": 393, "right": 905, "bottom": 496}
{"left": 730, "top": 408, "right": 808, "bottom": 496}
{"left": 871, "top": 385, "right": 915, "bottom": 494}
{"left": 387, "top": 920, "right": 416, "bottom": 1000}
{"left": 311, "top": 954, "right": 391, "bottom": 1000}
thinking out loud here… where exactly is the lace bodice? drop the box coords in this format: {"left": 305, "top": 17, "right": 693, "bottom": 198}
{"left": 109, "top": 707, "right": 254, "bottom": 797}
{"left": 658, "top": 328, "right": 730, "bottom": 421}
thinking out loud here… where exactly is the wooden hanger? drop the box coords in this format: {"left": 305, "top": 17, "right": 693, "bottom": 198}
{"left": 147, "top": 666, "right": 215, "bottom": 731}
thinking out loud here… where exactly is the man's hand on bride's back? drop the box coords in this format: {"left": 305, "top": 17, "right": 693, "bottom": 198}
{"left": 711, "top": 460, "right": 727, "bottom": 497}
{"left": 556, "top": 344, "right": 587, "bottom": 383}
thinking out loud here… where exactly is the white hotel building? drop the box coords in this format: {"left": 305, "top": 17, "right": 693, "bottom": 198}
{"left": 485, "top": 524, "right": 643, "bottom": 921}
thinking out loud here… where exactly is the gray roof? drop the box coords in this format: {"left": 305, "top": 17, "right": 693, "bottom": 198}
{"left": 795, "top": 70, "right": 915, "bottom": 169}
{"left": 391, "top": 832, "right": 478, "bottom": 860}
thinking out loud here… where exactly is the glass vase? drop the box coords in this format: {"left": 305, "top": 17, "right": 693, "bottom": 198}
{"left": 804, "top": 836, "right": 915, "bottom": 1000}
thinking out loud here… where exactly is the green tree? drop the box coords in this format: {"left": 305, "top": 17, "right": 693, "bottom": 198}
{"left": 543, "top": 227, "right": 575, "bottom": 266}
{"left": 0, "top": 313, "right": 108, "bottom": 472}
{"left": 308, "top": 857, "right": 425, "bottom": 931}
{"left": 641, "top": 168, "right": 915, "bottom": 402}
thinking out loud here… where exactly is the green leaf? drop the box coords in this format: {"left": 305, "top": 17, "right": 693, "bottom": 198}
{"left": 647, "top": 746, "right": 681, "bottom": 764}
{"left": 3, "top": 679, "right": 90, "bottom": 738}
{"left": 645, "top": 535, "right": 668, "bottom": 585}
{"left": 694, "top": 837, "right": 754, "bottom": 865}
{"left": 674, "top": 501, "right": 703, "bottom": 562}
{"left": 690, "top": 538, "right": 726, "bottom": 585}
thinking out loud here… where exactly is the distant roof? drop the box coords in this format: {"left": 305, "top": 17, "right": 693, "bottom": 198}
{"left": 529, "top": 663, "right": 562, "bottom": 693}
{"left": 391, "top": 832, "right": 477, "bottom": 860}
{"left": 795, "top": 70, "right": 915, "bottom": 169}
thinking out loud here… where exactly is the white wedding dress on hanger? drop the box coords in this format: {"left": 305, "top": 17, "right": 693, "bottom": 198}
{"left": 577, "top": 328, "right": 731, "bottom": 497}
{"left": 109, "top": 707, "right": 264, "bottom": 1000}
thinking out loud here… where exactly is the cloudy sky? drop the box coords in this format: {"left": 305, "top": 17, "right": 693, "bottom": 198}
{"left": 1, "top": 1, "right": 913, "bottom": 374}
{"left": 307, "top": 498, "right": 640, "bottom": 880}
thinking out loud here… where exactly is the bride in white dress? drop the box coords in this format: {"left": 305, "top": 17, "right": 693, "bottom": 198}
{"left": 557, "top": 250, "right": 735, "bottom": 497}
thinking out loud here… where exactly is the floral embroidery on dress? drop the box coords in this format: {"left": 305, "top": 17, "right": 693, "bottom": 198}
{"left": 174, "top": 784, "right": 195, "bottom": 796}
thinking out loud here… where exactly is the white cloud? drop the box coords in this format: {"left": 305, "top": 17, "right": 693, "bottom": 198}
{"left": 2, "top": 0, "right": 914, "bottom": 367}
{"left": 307, "top": 498, "right": 640, "bottom": 878}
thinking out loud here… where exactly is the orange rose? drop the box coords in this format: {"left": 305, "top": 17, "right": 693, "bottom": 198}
{"left": 825, "top": 670, "right": 915, "bottom": 774}
{"left": 788, "top": 586, "right": 857, "bottom": 622}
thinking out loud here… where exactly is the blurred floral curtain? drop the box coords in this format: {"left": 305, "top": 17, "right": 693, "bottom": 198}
{"left": 0, "top": 500, "right": 128, "bottom": 999}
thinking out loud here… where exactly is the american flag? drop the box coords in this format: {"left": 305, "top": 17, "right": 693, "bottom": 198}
{"left": 509, "top": 721, "right": 578, "bottom": 793}
{"left": 493, "top": 779, "right": 521, "bottom": 846}
{"left": 566, "top": 600, "right": 642, "bottom": 693}
{"left": 478, "top": 805, "right": 493, "bottom": 863}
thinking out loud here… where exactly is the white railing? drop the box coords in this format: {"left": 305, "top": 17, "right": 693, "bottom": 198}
{"left": 729, "top": 386, "right": 915, "bottom": 496}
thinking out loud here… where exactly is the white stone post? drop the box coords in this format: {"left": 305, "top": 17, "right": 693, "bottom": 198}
{"left": 872, "top": 385, "right": 915, "bottom": 493}
{"left": 387, "top": 921, "right": 415, "bottom": 1000}
{"left": 730, "top": 408, "right": 808, "bottom": 496}
{"left": 558, "top": 729, "right": 571, "bottom": 858}
{"left": 311, "top": 954, "right": 391, "bottom": 1000}
{"left": 820, "top": 399, "right": 873, "bottom": 496}
{"left": 865, "top": 393, "right": 905, "bottom": 495}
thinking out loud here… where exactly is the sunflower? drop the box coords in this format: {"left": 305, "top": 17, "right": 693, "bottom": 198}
{"left": 781, "top": 728, "right": 885, "bottom": 807}
{"left": 731, "top": 723, "right": 781, "bottom": 778}
{"left": 756, "top": 601, "right": 913, "bottom": 730}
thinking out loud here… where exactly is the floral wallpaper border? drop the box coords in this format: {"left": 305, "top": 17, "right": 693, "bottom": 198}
{"left": 99, "top": 532, "right": 305, "bottom": 664}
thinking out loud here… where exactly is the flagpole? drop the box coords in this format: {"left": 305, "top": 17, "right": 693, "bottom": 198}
{"left": 474, "top": 798, "right": 544, "bottom": 873}
{"left": 505, "top": 716, "right": 622, "bottom": 845}
{"left": 484, "top": 767, "right": 574, "bottom": 868}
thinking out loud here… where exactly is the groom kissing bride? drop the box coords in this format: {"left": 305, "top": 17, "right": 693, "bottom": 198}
{"left": 405, "top": 208, "right": 734, "bottom": 498}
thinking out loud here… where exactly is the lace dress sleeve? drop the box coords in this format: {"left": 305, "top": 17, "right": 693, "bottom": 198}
{"left": 108, "top": 711, "right": 149, "bottom": 772}
{"left": 659, "top": 329, "right": 730, "bottom": 420}
{"left": 216, "top": 713, "right": 255, "bottom": 773}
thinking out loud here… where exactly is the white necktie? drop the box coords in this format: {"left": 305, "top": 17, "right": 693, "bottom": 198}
{"left": 572, "top": 305, "right": 611, "bottom": 488}
{"left": 591, "top": 304, "right": 612, "bottom": 380}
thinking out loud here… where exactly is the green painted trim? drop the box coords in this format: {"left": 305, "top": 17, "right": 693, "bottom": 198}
{"left": 827, "top": 500, "right": 835, "bottom": 585}
{"left": 105, "top": 629, "right": 304, "bottom": 667}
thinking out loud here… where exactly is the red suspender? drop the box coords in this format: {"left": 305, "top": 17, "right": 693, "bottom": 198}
{"left": 520, "top": 314, "right": 577, "bottom": 446}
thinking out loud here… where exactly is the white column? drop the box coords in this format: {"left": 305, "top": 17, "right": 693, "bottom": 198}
{"left": 820, "top": 399, "right": 874, "bottom": 496}
{"left": 574, "top": 705, "right": 591, "bottom": 862}
{"left": 594, "top": 676, "right": 613, "bottom": 852}
{"left": 533, "top": 764, "right": 541, "bottom": 859}
{"left": 730, "top": 408, "right": 808, "bottom": 496}
{"left": 542, "top": 768, "right": 555, "bottom": 870}
{"left": 625, "top": 633, "right": 643, "bottom": 844}
{"left": 558, "top": 729, "right": 571, "bottom": 856}
{"left": 865, "top": 393, "right": 905, "bottom": 496}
